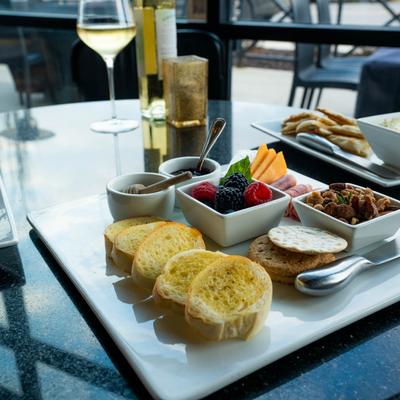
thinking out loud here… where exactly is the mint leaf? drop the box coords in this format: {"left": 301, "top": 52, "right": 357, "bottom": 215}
{"left": 220, "top": 156, "right": 252, "bottom": 185}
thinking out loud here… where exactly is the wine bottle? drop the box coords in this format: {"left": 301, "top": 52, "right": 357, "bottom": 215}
{"left": 134, "top": 0, "right": 177, "bottom": 120}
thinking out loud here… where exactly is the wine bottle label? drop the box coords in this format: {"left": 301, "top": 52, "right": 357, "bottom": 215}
{"left": 134, "top": 7, "right": 157, "bottom": 76}
{"left": 155, "top": 9, "right": 177, "bottom": 79}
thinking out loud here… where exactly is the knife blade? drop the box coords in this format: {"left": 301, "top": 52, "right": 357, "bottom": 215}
{"left": 296, "top": 133, "right": 400, "bottom": 180}
{"left": 363, "top": 236, "right": 400, "bottom": 264}
{"left": 295, "top": 236, "right": 400, "bottom": 296}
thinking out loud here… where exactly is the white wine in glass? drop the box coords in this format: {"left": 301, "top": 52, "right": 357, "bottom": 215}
{"left": 77, "top": 0, "right": 138, "bottom": 133}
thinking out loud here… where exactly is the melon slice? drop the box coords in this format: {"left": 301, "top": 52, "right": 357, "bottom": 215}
{"left": 250, "top": 144, "right": 269, "bottom": 176}
{"left": 258, "top": 151, "right": 287, "bottom": 184}
{"left": 253, "top": 149, "right": 276, "bottom": 180}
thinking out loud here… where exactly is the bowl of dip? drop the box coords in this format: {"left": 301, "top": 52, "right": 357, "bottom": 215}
{"left": 358, "top": 112, "right": 400, "bottom": 169}
{"left": 106, "top": 173, "right": 175, "bottom": 220}
{"left": 159, "top": 156, "right": 221, "bottom": 206}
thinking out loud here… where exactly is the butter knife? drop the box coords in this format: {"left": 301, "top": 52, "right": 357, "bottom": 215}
{"left": 296, "top": 133, "right": 400, "bottom": 180}
{"left": 295, "top": 237, "right": 400, "bottom": 296}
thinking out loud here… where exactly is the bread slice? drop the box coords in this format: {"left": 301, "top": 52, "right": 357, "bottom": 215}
{"left": 104, "top": 216, "right": 163, "bottom": 257}
{"left": 132, "top": 222, "right": 205, "bottom": 289}
{"left": 185, "top": 256, "right": 273, "bottom": 341}
{"left": 111, "top": 222, "right": 167, "bottom": 273}
{"left": 153, "top": 249, "right": 226, "bottom": 312}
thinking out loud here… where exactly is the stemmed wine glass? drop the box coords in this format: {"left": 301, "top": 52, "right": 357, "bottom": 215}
{"left": 77, "top": 0, "right": 138, "bottom": 133}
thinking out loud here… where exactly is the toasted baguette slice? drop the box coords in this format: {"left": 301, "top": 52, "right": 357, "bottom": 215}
{"left": 111, "top": 222, "right": 167, "bottom": 273}
{"left": 132, "top": 222, "right": 205, "bottom": 289}
{"left": 153, "top": 250, "right": 226, "bottom": 312}
{"left": 104, "top": 216, "right": 163, "bottom": 257}
{"left": 185, "top": 256, "right": 272, "bottom": 341}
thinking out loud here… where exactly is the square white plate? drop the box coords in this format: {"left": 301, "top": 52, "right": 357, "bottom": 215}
{"left": 252, "top": 120, "right": 400, "bottom": 187}
{"left": 27, "top": 171, "right": 400, "bottom": 400}
{"left": 0, "top": 175, "right": 18, "bottom": 248}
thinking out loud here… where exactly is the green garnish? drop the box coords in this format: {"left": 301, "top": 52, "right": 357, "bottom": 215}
{"left": 337, "top": 191, "right": 353, "bottom": 205}
{"left": 220, "top": 156, "right": 252, "bottom": 185}
{"left": 337, "top": 192, "right": 347, "bottom": 205}
{"left": 348, "top": 192, "right": 353, "bottom": 204}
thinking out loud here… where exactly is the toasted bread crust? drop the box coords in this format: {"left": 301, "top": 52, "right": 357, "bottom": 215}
{"left": 132, "top": 222, "right": 206, "bottom": 289}
{"left": 111, "top": 222, "right": 167, "bottom": 274}
{"left": 283, "top": 111, "right": 319, "bottom": 123}
{"left": 153, "top": 249, "right": 225, "bottom": 313}
{"left": 316, "top": 107, "right": 357, "bottom": 126}
{"left": 185, "top": 256, "right": 272, "bottom": 340}
{"left": 104, "top": 216, "right": 163, "bottom": 258}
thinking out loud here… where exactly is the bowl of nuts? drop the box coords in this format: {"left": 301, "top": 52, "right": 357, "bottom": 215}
{"left": 292, "top": 183, "right": 400, "bottom": 251}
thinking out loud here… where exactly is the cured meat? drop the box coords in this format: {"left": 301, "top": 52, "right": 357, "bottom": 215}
{"left": 285, "top": 184, "right": 313, "bottom": 198}
{"left": 271, "top": 174, "right": 297, "bottom": 191}
{"left": 284, "top": 184, "right": 313, "bottom": 221}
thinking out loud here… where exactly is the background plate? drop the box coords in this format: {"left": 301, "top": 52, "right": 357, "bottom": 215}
{"left": 27, "top": 172, "right": 400, "bottom": 400}
{"left": 252, "top": 120, "right": 400, "bottom": 188}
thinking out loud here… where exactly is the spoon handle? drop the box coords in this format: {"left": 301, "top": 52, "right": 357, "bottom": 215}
{"left": 196, "top": 118, "right": 226, "bottom": 172}
{"left": 139, "top": 171, "right": 192, "bottom": 194}
{"left": 295, "top": 255, "right": 372, "bottom": 296}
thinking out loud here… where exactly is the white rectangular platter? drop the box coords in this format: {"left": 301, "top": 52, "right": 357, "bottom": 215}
{"left": 252, "top": 120, "right": 400, "bottom": 187}
{"left": 0, "top": 175, "right": 18, "bottom": 248}
{"left": 27, "top": 172, "right": 400, "bottom": 400}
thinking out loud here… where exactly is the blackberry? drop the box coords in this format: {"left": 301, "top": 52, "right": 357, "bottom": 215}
{"left": 224, "top": 173, "right": 249, "bottom": 193}
{"left": 215, "top": 186, "right": 243, "bottom": 213}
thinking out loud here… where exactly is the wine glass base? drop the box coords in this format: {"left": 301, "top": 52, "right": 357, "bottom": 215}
{"left": 90, "top": 118, "right": 139, "bottom": 134}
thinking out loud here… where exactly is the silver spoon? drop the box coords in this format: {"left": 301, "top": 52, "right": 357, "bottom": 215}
{"left": 196, "top": 118, "right": 226, "bottom": 173}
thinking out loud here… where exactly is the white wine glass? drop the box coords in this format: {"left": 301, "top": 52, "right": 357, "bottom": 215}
{"left": 77, "top": 0, "right": 138, "bottom": 133}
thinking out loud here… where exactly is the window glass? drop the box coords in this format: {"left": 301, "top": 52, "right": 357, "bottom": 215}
{"left": 0, "top": 27, "right": 79, "bottom": 112}
{"left": 232, "top": 0, "right": 400, "bottom": 26}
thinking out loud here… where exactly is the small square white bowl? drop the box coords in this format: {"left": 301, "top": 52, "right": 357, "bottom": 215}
{"left": 358, "top": 112, "right": 400, "bottom": 169}
{"left": 292, "top": 184, "right": 400, "bottom": 252}
{"left": 177, "top": 180, "right": 290, "bottom": 247}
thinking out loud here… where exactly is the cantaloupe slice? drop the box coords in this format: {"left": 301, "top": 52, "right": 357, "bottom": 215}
{"left": 250, "top": 144, "right": 268, "bottom": 176}
{"left": 258, "top": 151, "right": 287, "bottom": 184}
{"left": 253, "top": 149, "right": 276, "bottom": 180}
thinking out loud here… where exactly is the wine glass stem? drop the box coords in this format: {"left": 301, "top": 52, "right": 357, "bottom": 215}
{"left": 104, "top": 57, "right": 117, "bottom": 120}
{"left": 113, "top": 133, "right": 122, "bottom": 176}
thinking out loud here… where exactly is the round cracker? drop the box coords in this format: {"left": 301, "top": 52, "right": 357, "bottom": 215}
{"left": 248, "top": 235, "right": 336, "bottom": 278}
{"left": 267, "top": 226, "right": 347, "bottom": 254}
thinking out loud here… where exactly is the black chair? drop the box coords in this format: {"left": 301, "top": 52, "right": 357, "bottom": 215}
{"left": 70, "top": 29, "right": 229, "bottom": 101}
{"left": 316, "top": 0, "right": 368, "bottom": 71}
{"left": 288, "top": 0, "right": 360, "bottom": 109}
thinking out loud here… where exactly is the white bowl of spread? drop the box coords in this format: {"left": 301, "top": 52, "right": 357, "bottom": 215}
{"left": 159, "top": 156, "right": 221, "bottom": 206}
{"left": 358, "top": 112, "right": 400, "bottom": 169}
{"left": 106, "top": 173, "right": 175, "bottom": 220}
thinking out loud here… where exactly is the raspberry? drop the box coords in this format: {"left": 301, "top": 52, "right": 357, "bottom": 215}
{"left": 223, "top": 173, "right": 249, "bottom": 193}
{"left": 244, "top": 182, "right": 273, "bottom": 207}
{"left": 192, "top": 182, "right": 217, "bottom": 205}
{"left": 215, "top": 186, "right": 243, "bottom": 213}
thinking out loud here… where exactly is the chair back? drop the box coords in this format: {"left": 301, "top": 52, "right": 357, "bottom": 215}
{"left": 316, "top": 0, "right": 332, "bottom": 62}
{"left": 70, "top": 29, "right": 229, "bottom": 101}
{"left": 291, "top": 0, "right": 316, "bottom": 73}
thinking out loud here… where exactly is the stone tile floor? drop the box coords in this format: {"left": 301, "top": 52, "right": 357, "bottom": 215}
{"left": 232, "top": 66, "right": 357, "bottom": 116}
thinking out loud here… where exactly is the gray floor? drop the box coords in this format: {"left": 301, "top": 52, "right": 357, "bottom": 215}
{"left": 232, "top": 66, "right": 357, "bottom": 115}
